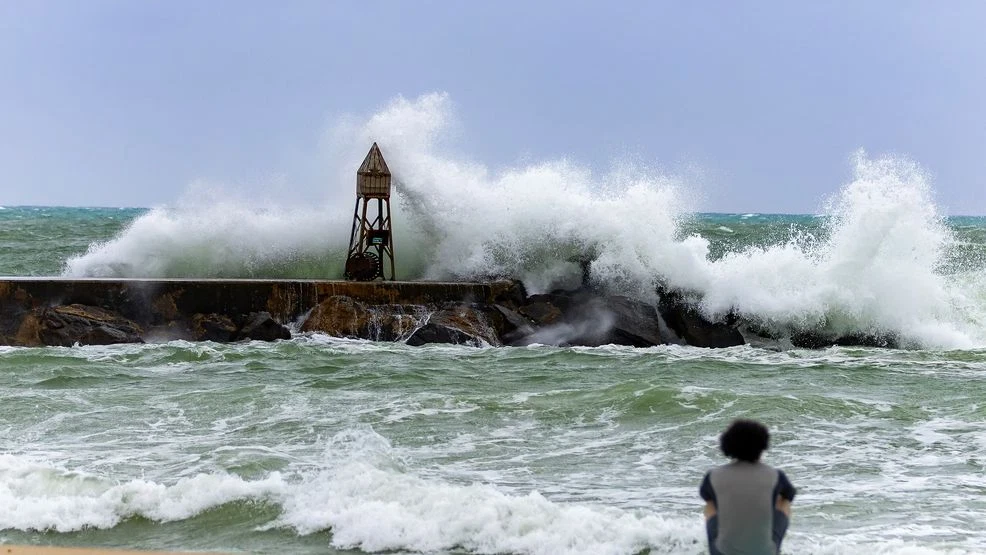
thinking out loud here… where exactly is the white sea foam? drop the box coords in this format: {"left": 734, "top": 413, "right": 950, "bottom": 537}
{"left": 61, "top": 92, "right": 986, "bottom": 348}
{"left": 695, "top": 153, "right": 986, "bottom": 348}
{"left": 62, "top": 190, "right": 352, "bottom": 278}
{"left": 0, "top": 432, "right": 701, "bottom": 555}
{"left": 0, "top": 454, "right": 286, "bottom": 532}
{"left": 2, "top": 418, "right": 983, "bottom": 555}
{"left": 277, "top": 459, "right": 698, "bottom": 554}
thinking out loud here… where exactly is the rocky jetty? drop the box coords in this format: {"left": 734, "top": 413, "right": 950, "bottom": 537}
{"left": 0, "top": 278, "right": 747, "bottom": 349}
{"left": 2, "top": 277, "right": 899, "bottom": 349}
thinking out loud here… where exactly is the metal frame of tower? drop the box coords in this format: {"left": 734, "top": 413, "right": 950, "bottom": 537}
{"left": 344, "top": 143, "right": 396, "bottom": 281}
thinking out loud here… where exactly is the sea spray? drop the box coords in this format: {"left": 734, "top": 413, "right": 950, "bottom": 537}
{"left": 64, "top": 93, "right": 701, "bottom": 297}
{"left": 60, "top": 93, "right": 986, "bottom": 348}
{"left": 357, "top": 94, "right": 703, "bottom": 296}
{"left": 696, "top": 151, "right": 986, "bottom": 348}
{"left": 62, "top": 189, "right": 351, "bottom": 278}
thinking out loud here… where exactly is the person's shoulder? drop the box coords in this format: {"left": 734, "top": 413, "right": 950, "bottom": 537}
{"left": 699, "top": 469, "right": 717, "bottom": 500}
{"left": 764, "top": 463, "right": 792, "bottom": 476}
{"left": 757, "top": 461, "right": 786, "bottom": 473}
{"left": 774, "top": 467, "right": 798, "bottom": 500}
{"left": 752, "top": 461, "right": 791, "bottom": 480}
{"left": 706, "top": 463, "right": 730, "bottom": 476}
{"left": 776, "top": 467, "right": 795, "bottom": 483}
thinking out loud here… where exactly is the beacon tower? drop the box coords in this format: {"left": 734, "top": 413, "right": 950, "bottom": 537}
{"left": 344, "top": 143, "right": 395, "bottom": 281}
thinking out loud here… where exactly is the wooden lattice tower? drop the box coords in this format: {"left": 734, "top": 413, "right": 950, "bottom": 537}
{"left": 344, "top": 142, "right": 395, "bottom": 281}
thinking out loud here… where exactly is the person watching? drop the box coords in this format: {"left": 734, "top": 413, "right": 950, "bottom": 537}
{"left": 699, "top": 419, "right": 796, "bottom": 555}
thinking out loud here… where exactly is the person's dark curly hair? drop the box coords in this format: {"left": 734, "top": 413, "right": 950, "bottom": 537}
{"left": 720, "top": 419, "right": 770, "bottom": 462}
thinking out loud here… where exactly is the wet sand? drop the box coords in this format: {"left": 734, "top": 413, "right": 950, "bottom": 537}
{"left": 1, "top": 547, "right": 221, "bottom": 555}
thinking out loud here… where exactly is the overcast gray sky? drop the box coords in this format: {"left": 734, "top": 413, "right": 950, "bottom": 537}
{"left": 1, "top": 1, "right": 984, "bottom": 214}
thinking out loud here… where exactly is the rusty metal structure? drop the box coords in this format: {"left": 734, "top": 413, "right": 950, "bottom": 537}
{"left": 344, "top": 142, "right": 395, "bottom": 281}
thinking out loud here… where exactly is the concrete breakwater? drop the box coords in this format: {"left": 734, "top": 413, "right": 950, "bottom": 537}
{"left": 0, "top": 277, "right": 746, "bottom": 349}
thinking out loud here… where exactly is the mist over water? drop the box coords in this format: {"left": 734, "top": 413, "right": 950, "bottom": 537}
{"left": 60, "top": 93, "right": 986, "bottom": 348}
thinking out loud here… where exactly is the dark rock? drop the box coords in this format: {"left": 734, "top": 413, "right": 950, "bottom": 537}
{"left": 37, "top": 304, "right": 144, "bottom": 346}
{"left": 300, "top": 296, "right": 422, "bottom": 341}
{"left": 362, "top": 306, "right": 426, "bottom": 342}
{"left": 301, "top": 296, "right": 372, "bottom": 337}
{"left": 0, "top": 290, "right": 37, "bottom": 346}
{"left": 406, "top": 304, "right": 500, "bottom": 347}
{"left": 525, "top": 294, "right": 664, "bottom": 348}
{"left": 13, "top": 311, "right": 43, "bottom": 346}
{"left": 791, "top": 331, "right": 899, "bottom": 350}
{"left": 528, "top": 291, "right": 581, "bottom": 313}
{"left": 406, "top": 321, "right": 476, "bottom": 346}
{"left": 599, "top": 295, "right": 664, "bottom": 347}
{"left": 192, "top": 313, "right": 238, "bottom": 342}
{"left": 517, "top": 300, "right": 563, "bottom": 326}
{"left": 491, "top": 304, "right": 535, "bottom": 344}
{"left": 234, "top": 311, "right": 291, "bottom": 342}
{"left": 657, "top": 290, "right": 744, "bottom": 348}
{"left": 490, "top": 279, "right": 528, "bottom": 309}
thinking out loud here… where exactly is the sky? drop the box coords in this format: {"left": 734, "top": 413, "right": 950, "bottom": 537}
{"left": 1, "top": 1, "right": 984, "bottom": 214}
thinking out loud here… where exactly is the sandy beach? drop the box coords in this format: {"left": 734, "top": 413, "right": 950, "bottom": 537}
{"left": 1, "top": 547, "right": 219, "bottom": 555}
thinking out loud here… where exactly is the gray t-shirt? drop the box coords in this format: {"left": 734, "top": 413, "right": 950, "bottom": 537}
{"left": 700, "top": 461, "right": 796, "bottom": 555}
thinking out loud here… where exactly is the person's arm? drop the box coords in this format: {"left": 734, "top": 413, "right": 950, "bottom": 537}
{"left": 775, "top": 470, "right": 796, "bottom": 517}
{"left": 704, "top": 500, "right": 717, "bottom": 519}
{"left": 775, "top": 497, "right": 791, "bottom": 517}
{"left": 699, "top": 472, "right": 717, "bottom": 521}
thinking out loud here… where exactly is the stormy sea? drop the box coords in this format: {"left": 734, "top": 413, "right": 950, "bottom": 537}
{"left": 2, "top": 96, "right": 985, "bottom": 554}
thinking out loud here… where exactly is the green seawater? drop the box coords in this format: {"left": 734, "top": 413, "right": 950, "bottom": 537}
{"left": 0, "top": 207, "right": 144, "bottom": 276}
{"left": 2, "top": 341, "right": 986, "bottom": 554}
{"left": 1, "top": 207, "right": 986, "bottom": 554}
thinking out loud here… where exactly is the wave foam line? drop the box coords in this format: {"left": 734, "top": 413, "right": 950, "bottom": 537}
{"left": 277, "top": 461, "right": 697, "bottom": 555}
{"left": 0, "top": 454, "right": 284, "bottom": 532}
{"left": 0, "top": 453, "right": 697, "bottom": 555}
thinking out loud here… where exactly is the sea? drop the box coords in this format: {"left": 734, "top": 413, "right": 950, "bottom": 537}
{"left": 1, "top": 98, "right": 986, "bottom": 554}
{"left": 0, "top": 199, "right": 984, "bottom": 555}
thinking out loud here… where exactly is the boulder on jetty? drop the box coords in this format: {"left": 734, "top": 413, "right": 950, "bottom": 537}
{"left": 300, "top": 287, "right": 672, "bottom": 348}
{"left": 657, "top": 288, "right": 744, "bottom": 348}
{"left": 406, "top": 304, "right": 501, "bottom": 347}
{"left": 21, "top": 304, "right": 144, "bottom": 347}
{"left": 301, "top": 295, "right": 423, "bottom": 341}
{"left": 235, "top": 311, "right": 292, "bottom": 341}
{"left": 301, "top": 297, "right": 498, "bottom": 346}
{"left": 508, "top": 290, "right": 664, "bottom": 347}
{"left": 789, "top": 330, "right": 900, "bottom": 350}
{"left": 191, "top": 313, "right": 238, "bottom": 342}
{"left": 736, "top": 315, "right": 901, "bottom": 350}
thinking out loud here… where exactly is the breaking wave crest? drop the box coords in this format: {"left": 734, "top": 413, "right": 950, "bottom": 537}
{"left": 62, "top": 93, "right": 986, "bottom": 348}
{"left": 3, "top": 423, "right": 979, "bottom": 555}
{"left": 0, "top": 428, "right": 698, "bottom": 555}
{"left": 695, "top": 153, "right": 986, "bottom": 348}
